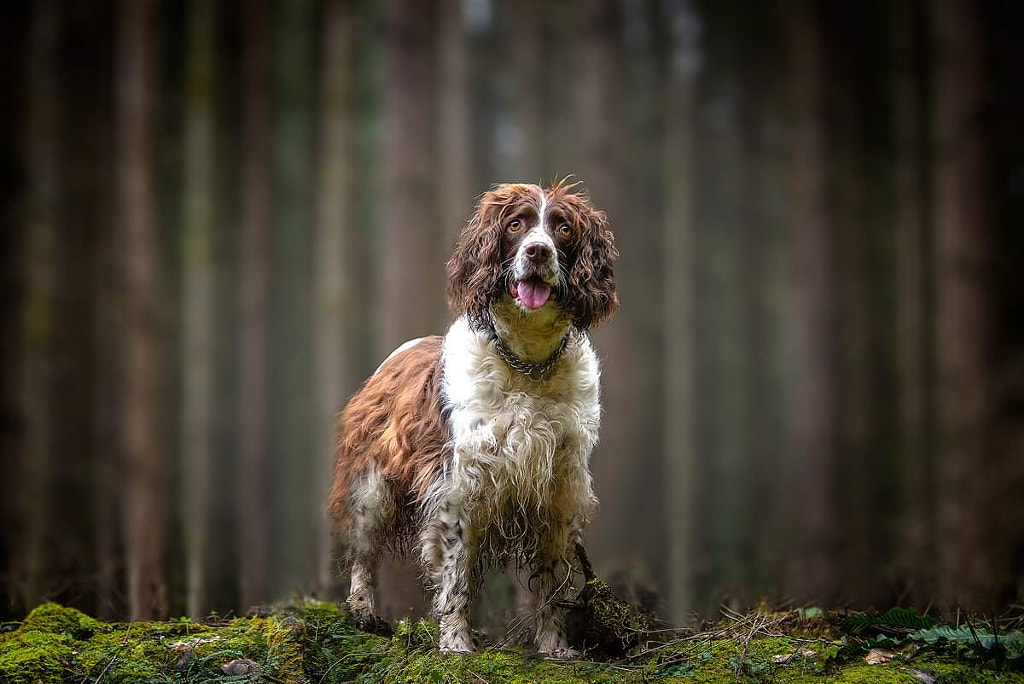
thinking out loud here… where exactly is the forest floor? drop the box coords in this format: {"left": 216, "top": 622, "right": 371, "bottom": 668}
{"left": 3, "top": 598, "right": 1023, "bottom": 684}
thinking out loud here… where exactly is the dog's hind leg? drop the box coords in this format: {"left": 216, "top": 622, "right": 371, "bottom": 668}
{"left": 345, "top": 464, "right": 390, "bottom": 625}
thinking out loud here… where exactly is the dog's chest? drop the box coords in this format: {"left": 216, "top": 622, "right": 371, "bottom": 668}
{"left": 441, "top": 321, "right": 601, "bottom": 505}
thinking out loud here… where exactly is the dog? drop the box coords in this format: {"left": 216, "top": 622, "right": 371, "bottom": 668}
{"left": 327, "top": 180, "right": 618, "bottom": 655}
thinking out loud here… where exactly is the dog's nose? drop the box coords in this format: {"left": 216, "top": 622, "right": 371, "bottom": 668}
{"left": 524, "top": 243, "right": 552, "bottom": 263}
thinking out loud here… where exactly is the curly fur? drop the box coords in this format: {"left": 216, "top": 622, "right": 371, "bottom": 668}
{"left": 329, "top": 181, "right": 617, "bottom": 656}
{"left": 447, "top": 180, "right": 619, "bottom": 331}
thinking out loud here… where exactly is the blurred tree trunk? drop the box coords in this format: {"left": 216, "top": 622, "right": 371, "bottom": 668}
{"left": 786, "top": 1, "right": 839, "bottom": 604}
{"left": 734, "top": 3, "right": 792, "bottom": 603}
{"left": 314, "top": 0, "right": 353, "bottom": 596}
{"left": 237, "top": 0, "right": 272, "bottom": 614}
{"left": 379, "top": 0, "right": 440, "bottom": 356}
{"left": 375, "top": 0, "right": 438, "bottom": 620}
{"left": 117, "top": 0, "right": 167, "bottom": 620}
{"left": 270, "top": 0, "right": 317, "bottom": 597}
{"left": 510, "top": 0, "right": 543, "bottom": 179}
{"left": 702, "top": 73, "right": 750, "bottom": 611}
{"left": 94, "top": 146, "right": 122, "bottom": 619}
{"left": 94, "top": 211, "right": 122, "bottom": 619}
{"left": 182, "top": 0, "right": 216, "bottom": 618}
{"left": 15, "top": 0, "right": 59, "bottom": 611}
{"left": 892, "top": 0, "right": 935, "bottom": 605}
{"left": 931, "top": 0, "right": 992, "bottom": 610}
{"left": 662, "top": 0, "right": 700, "bottom": 625}
{"left": 58, "top": 0, "right": 118, "bottom": 616}
{"left": 437, "top": 0, "right": 470, "bottom": 247}
{"left": 825, "top": 14, "right": 872, "bottom": 604}
{"left": 576, "top": 0, "right": 664, "bottom": 591}
{"left": 73, "top": 0, "right": 121, "bottom": 620}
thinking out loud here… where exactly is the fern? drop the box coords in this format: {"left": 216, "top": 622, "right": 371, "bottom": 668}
{"left": 841, "top": 607, "right": 935, "bottom": 635}
{"left": 911, "top": 625, "right": 1024, "bottom": 656}
{"left": 880, "top": 607, "right": 936, "bottom": 630}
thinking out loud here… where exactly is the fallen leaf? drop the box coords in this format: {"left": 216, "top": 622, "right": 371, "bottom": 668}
{"left": 221, "top": 658, "right": 262, "bottom": 676}
{"left": 864, "top": 648, "right": 895, "bottom": 665}
{"left": 771, "top": 649, "right": 817, "bottom": 664}
{"left": 167, "top": 635, "right": 221, "bottom": 652}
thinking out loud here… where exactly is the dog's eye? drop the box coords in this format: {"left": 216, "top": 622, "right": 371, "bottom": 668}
{"left": 508, "top": 219, "right": 522, "bottom": 231}
{"left": 557, "top": 223, "right": 572, "bottom": 238}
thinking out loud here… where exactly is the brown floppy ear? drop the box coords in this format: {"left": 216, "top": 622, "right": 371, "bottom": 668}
{"left": 446, "top": 193, "right": 504, "bottom": 320}
{"left": 566, "top": 207, "right": 619, "bottom": 329}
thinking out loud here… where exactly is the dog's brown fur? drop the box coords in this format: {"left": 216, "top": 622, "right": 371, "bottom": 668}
{"left": 327, "top": 336, "right": 449, "bottom": 535}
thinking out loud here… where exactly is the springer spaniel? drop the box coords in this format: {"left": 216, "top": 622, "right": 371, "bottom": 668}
{"left": 328, "top": 180, "right": 618, "bottom": 656}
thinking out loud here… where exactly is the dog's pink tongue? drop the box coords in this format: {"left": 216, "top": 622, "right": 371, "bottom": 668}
{"left": 516, "top": 280, "right": 551, "bottom": 310}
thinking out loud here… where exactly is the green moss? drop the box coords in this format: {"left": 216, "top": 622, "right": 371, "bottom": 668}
{"left": 0, "top": 603, "right": 100, "bottom": 684}
{"left": 3, "top": 602, "right": 1022, "bottom": 683}
{"left": 912, "top": 657, "right": 1024, "bottom": 684}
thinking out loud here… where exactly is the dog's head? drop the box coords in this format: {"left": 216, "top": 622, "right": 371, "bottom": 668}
{"left": 446, "top": 181, "right": 619, "bottom": 330}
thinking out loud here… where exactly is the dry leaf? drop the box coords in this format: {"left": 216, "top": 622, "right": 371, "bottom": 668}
{"left": 220, "top": 658, "right": 262, "bottom": 676}
{"left": 771, "top": 649, "right": 817, "bottom": 664}
{"left": 167, "top": 635, "right": 221, "bottom": 652}
{"left": 864, "top": 648, "right": 895, "bottom": 665}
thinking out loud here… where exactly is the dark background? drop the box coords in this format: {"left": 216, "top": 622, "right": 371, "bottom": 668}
{"left": 2, "top": 0, "right": 1023, "bottom": 626}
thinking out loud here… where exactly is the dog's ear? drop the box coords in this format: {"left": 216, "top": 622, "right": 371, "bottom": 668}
{"left": 566, "top": 204, "right": 619, "bottom": 329}
{"left": 446, "top": 192, "right": 504, "bottom": 319}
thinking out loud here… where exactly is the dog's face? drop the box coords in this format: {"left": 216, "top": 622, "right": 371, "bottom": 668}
{"left": 446, "top": 181, "right": 619, "bottom": 330}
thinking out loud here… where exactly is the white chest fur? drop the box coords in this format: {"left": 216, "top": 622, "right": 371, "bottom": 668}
{"left": 438, "top": 317, "right": 600, "bottom": 536}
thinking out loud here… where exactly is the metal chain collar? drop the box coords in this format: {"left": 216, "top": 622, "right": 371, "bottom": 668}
{"left": 477, "top": 310, "right": 576, "bottom": 382}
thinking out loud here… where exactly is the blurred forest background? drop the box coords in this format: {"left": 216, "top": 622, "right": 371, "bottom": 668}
{"left": 2, "top": 0, "right": 1024, "bottom": 628}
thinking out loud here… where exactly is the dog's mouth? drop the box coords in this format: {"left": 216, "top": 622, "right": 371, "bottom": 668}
{"left": 509, "top": 276, "right": 554, "bottom": 310}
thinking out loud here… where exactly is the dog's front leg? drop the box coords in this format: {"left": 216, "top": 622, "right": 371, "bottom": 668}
{"left": 532, "top": 523, "right": 577, "bottom": 658}
{"left": 432, "top": 500, "right": 476, "bottom": 653}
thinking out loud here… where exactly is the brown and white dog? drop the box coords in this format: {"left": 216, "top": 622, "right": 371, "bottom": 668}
{"left": 327, "top": 180, "right": 618, "bottom": 656}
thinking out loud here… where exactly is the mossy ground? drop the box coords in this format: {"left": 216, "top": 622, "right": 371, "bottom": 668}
{"left": 1, "top": 602, "right": 1020, "bottom": 683}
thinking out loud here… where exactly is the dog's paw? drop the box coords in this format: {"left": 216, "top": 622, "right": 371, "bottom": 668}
{"left": 439, "top": 632, "right": 475, "bottom": 654}
{"left": 541, "top": 646, "right": 580, "bottom": 660}
{"left": 439, "top": 644, "right": 475, "bottom": 655}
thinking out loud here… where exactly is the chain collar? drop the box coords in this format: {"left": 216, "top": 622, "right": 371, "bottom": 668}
{"left": 476, "top": 311, "right": 576, "bottom": 381}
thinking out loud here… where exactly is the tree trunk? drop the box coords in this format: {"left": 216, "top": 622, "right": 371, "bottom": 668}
{"left": 270, "top": 0, "right": 317, "bottom": 598}
{"left": 182, "top": 0, "right": 216, "bottom": 618}
{"left": 931, "top": 0, "right": 992, "bottom": 611}
{"left": 703, "top": 73, "right": 751, "bottom": 611}
{"left": 574, "top": 0, "right": 655, "bottom": 589}
{"left": 437, "top": 0, "right": 471, "bottom": 247}
{"left": 379, "top": 0, "right": 440, "bottom": 355}
{"left": 786, "top": 1, "right": 839, "bottom": 604}
{"left": 15, "top": 0, "right": 59, "bottom": 611}
{"left": 892, "top": 0, "right": 935, "bottom": 606}
{"left": 661, "top": 0, "right": 700, "bottom": 625}
{"left": 375, "top": 0, "right": 439, "bottom": 621}
{"left": 117, "top": 0, "right": 167, "bottom": 620}
{"left": 510, "top": 0, "right": 543, "bottom": 179}
{"left": 827, "top": 31, "right": 872, "bottom": 605}
{"left": 237, "top": 0, "right": 272, "bottom": 614}
{"left": 314, "top": 0, "right": 354, "bottom": 596}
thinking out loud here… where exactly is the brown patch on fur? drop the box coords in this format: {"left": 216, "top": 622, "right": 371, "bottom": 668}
{"left": 547, "top": 185, "right": 620, "bottom": 329}
{"left": 327, "top": 336, "right": 450, "bottom": 526}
